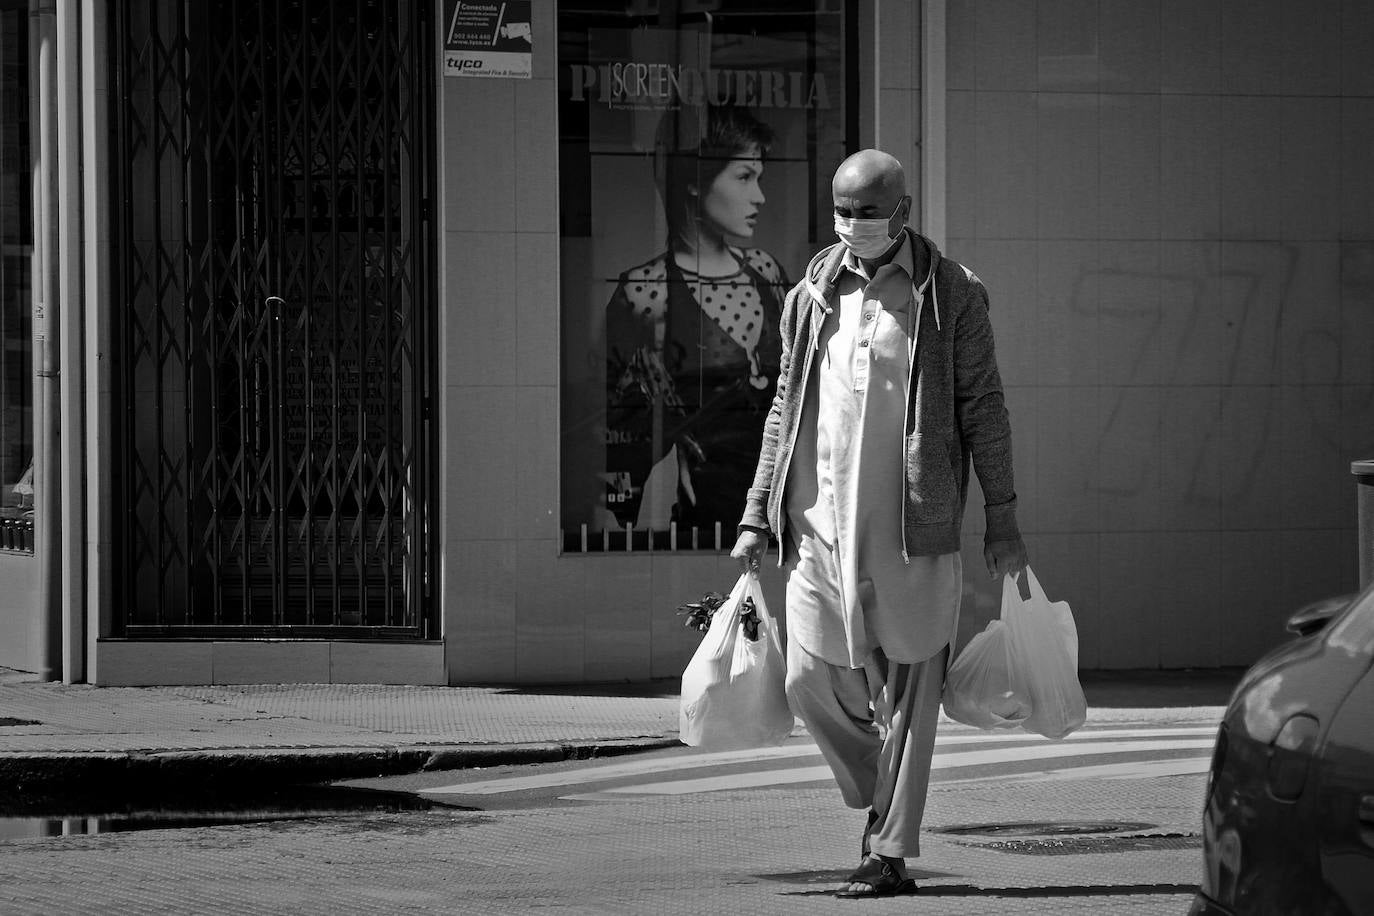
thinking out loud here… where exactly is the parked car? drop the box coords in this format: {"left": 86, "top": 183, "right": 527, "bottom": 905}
{"left": 1191, "top": 581, "right": 1374, "bottom": 915}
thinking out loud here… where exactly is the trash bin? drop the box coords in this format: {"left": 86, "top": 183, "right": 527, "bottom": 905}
{"left": 1355, "top": 460, "right": 1374, "bottom": 590}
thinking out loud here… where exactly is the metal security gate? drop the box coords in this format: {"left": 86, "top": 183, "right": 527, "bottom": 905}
{"left": 111, "top": 0, "right": 437, "bottom": 636}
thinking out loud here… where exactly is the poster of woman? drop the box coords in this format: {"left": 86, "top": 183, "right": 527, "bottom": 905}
{"left": 558, "top": 4, "right": 848, "bottom": 550}
{"left": 602, "top": 104, "right": 788, "bottom": 534}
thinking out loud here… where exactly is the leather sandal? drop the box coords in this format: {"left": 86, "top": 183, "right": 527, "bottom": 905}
{"left": 835, "top": 855, "right": 917, "bottom": 899}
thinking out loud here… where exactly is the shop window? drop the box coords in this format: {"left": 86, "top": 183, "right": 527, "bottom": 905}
{"left": 0, "top": 2, "right": 33, "bottom": 553}
{"left": 558, "top": 0, "right": 855, "bottom": 553}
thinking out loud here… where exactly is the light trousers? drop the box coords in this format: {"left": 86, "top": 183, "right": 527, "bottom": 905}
{"left": 785, "top": 637, "right": 948, "bottom": 859}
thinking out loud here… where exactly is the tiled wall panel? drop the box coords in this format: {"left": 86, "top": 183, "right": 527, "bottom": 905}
{"left": 1340, "top": 101, "right": 1374, "bottom": 241}
{"left": 1343, "top": 0, "right": 1374, "bottom": 95}
{"left": 1159, "top": 96, "right": 1222, "bottom": 241}
{"left": 1219, "top": 530, "right": 1288, "bottom": 665}
{"left": 0, "top": 556, "right": 36, "bottom": 673}
{"left": 583, "top": 556, "right": 654, "bottom": 683}
{"left": 974, "top": 0, "right": 1037, "bottom": 91}
{"left": 1097, "top": 533, "right": 1162, "bottom": 669}
{"left": 1098, "top": 386, "right": 1162, "bottom": 533}
{"left": 1159, "top": 0, "right": 1221, "bottom": 94}
{"left": 212, "top": 642, "right": 330, "bottom": 685}
{"left": 1036, "top": 94, "right": 1099, "bottom": 239}
{"left": 515, "top": 540, "right": 586, "bottom": 683}
{"left": 974, "top": 92, "right": 1038, "bottom": 238}
{"left": 445, "top": 233, "right": 520, "bottom": 389}
{"left": 1098, "top": 96, "right": 1160, "bottom": 242}
{"left": 1098, "top": 241, "right": 1161, "bottom": 386}
{"left": 1219, "top": 98, "right": 1282, "bottom": 241}
{"left": 1280, "top": 99, "right": 1342, "bottom": 241}
{"left": 1281, "top": 0, "right": 1340, "bottom": 96}
{"left": 945, "top": 0, "right": 1374, "bottom": 673}
{"left": 444, "top": 540, "right": 519, "bottom": 683}
{"left": 1098, "top": 0, "right": 1159, "bottom": 93}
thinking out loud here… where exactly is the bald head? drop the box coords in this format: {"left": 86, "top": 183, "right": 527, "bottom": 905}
{"left": 832, "top": 149, "right": 910, "bottom": 227}
{"left": 833, "top": 149, "right": 906, "bottom": 204}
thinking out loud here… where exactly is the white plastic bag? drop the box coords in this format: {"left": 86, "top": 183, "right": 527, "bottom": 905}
{"left": 942, "top": 618, "right": 1031, "bottom": 729}
{"left": 1002, "top": 566, "right": 1087, "bottom": 739}
{"left": 679, "top": 571, "right": 794, "bottom": 750}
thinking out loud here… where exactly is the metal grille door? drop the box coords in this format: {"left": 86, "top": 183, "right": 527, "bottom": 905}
{"left": 112, "top": 0, "right": 437, "bottom": 636}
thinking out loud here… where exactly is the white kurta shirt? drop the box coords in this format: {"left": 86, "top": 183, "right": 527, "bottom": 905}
{"left": 784, "top": 235, "right": 962, "bottom": 669}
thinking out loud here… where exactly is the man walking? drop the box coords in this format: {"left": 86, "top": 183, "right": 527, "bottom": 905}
{"left": 731, "top": 149, "right": 1027, "bottom": 897}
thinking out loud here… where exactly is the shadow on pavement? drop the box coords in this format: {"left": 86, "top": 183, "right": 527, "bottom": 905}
{"left": 758, "top": 867, "right": 961, "bottom": 885}
{"left": 897, "top": 883, "right": 1198, "bottom": 898}
{"left": 492, "top": 679, "right": 681, "bottom": 699}
{"left": 773, "top": 879, "right": 1196, "bottom": 899}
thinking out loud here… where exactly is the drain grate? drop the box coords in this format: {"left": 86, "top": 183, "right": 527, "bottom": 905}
{"left": 935, "top": 821, "right": 1202, "bottom": 856}
{"left": 938, "top": 821, "right": 1157, "bottom": 838}
{"left": 961, "top": 833, "right": 1202, "bottom": 856}
{"left": 0, "top": 718, "right": 40, "bottom": 727}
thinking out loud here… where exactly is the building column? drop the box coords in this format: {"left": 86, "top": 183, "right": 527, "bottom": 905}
{"left": 29, "top": 0, "right": 60, "bottom": 681}
{"left": 56, "top": 0, "right": 86, "bottom": 684}
{"left": 921, "top": 0, "right": 947, "bottom": 247}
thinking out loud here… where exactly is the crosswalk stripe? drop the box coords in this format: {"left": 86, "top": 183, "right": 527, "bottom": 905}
{"left": 562, "top": 739, "right": 1217, "bottom": 798}
{"left": 937, "top": 756, "right": 1212, "bottom": 785}
{"left": 418, "top": 726, "right": 1218, "bottom": 797}
{"left": 420, "top": 744, "right": 816, "bottom": 795}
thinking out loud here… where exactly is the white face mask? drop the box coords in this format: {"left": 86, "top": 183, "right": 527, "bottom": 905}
{"left": 833, "top": 201, "right": 903, "bottom": 259}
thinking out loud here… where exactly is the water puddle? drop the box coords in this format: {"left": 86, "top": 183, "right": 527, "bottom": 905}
{"left": 0, "top": 785, "right": 441, "bottom": 841}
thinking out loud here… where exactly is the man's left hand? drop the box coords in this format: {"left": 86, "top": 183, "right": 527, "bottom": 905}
{"left": 984, "top": 537, "right": 1028, "bottom": 580}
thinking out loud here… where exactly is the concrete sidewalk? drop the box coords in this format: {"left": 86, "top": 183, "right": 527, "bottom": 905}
{"left": 0, "top": 667, "right": 1238, "bottom": 795}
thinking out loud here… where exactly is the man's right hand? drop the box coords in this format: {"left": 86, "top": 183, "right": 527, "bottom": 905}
{"left": 730, "top": 529, "right": 768, "bottom": 573}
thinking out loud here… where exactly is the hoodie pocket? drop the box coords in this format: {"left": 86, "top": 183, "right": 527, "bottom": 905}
{"left": 907, "top": 433, "right": 959, "bottom": 525}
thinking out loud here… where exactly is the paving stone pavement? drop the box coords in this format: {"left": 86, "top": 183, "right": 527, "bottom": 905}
{"left": 0, "top": 669, "right": 1235, "bottom": 753}
{"left": 0, "top": 774, "right": 1205, "bottom": 915}
{"left": 0, "top": 681, "right": 686, "bottom": 752}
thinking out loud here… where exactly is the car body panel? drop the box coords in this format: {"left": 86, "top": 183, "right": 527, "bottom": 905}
{"left": 1194, "top": 583, "right": 1374, "bottom": 916}
{"left": 1317, "top": 665, "right": 1374, "bottom": 916}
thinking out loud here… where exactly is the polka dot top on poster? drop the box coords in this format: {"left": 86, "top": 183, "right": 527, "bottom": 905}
{"left": 681, "top": 264, "right": 764, "bottom": 358}
{"left": 613, "top": 247, "right": 786, "bottom": 392}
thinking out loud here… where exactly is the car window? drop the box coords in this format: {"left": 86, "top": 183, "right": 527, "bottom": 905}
{"left": 1327, "top": 582, "right": 1374, "bottom": 653}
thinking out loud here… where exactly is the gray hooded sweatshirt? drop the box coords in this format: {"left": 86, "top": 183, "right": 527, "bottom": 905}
{"left": 738, "top": 228, "right": 1020, "bottom": 563}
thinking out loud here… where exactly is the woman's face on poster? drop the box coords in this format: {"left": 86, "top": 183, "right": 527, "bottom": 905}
{"left": 695, "top": 143, "right": 766, "bottom": 241}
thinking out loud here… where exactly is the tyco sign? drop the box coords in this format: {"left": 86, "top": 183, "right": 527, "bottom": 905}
{"left": 443, "top": 1, "right": 532, "bottom": 79}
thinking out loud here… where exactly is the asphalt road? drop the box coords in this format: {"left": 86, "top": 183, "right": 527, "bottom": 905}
{"left": 0, "top": 718, "right": 1217, "bottom": 915}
